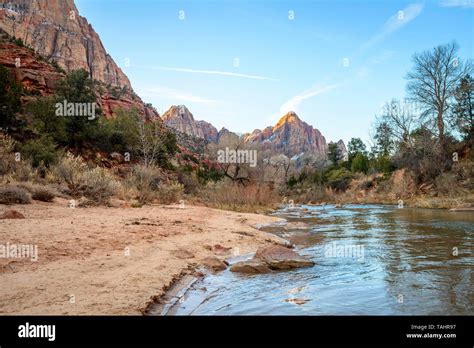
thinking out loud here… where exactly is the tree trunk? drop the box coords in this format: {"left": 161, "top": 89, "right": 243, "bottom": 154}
{"left": 437, "top": 111, "right": 445, "bottom": 146}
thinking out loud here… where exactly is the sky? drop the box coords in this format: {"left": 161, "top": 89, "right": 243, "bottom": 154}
{"left": 75, "top": 0, "right": 473, "bottom": 145}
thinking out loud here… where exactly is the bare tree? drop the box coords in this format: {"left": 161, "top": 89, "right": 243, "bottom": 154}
{"left": 406, "top": 41, "right": 472, "bottom": 145}
{"left": 136, "top": 117, "right": 168, "bottom": 167}
{"left": 378, "top": 99, "right": 418, "bottom": 146}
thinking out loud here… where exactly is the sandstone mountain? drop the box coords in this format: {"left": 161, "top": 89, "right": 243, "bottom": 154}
{"left": 244, "top": 112, "right": 327, "bottom": 157}
{"left": 163, "top": 106, "right": 331, "bottom": 158}
{"left": 0, "top": 2, "right": 158, "bottom": 119}
{"left": 162, "top": 105, "right": 219, "bottom": 142}
{"left": 336, "top": 139, "right": 348, "bottom": 160}
{"left": 0, "top": 0, "right": 130, "bottom": 88}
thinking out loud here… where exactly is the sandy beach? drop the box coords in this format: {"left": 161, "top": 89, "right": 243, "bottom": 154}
{"left": 0, "top": 200, "right": 286, "bottom": 315}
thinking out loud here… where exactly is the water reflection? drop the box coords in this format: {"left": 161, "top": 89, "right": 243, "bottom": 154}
{"left": 172, "top": 205, "right": 473, "bottom": 315}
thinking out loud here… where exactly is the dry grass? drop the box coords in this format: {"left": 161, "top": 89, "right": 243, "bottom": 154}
{"left": 202, "top": 180, "right": 280, "bottom": 212}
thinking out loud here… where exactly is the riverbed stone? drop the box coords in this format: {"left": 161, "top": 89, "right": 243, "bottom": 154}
{"left": 254, "top": 245, "right": 314, "bottom": 270}
{"left": 230, "top": 259, "right": 271, "bottom": 274}
{"left": 201, "top": 256, "right": 227, "bottom": 272}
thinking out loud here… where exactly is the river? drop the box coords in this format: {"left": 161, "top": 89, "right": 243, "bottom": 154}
{"left": 166, "top": 204, "right": 473, "bottom": 315}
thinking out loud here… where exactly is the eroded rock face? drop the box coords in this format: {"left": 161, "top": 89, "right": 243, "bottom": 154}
{"left": 0, "top": 31, "right": 160, "bottom": 119}
{"left": 0, "top": 0, "right": 130, "bottom": 88}
{"left": 245, "top": 112, "right": 327, "bottom": 157}
{"left": 162, "top": 105, "right": 218, "bottom": 142}
{"left": 254, "top": 245, "right": 315, "bottom": 270}
{"left": 0, "top": 42, "right": 63, "bottom": 95}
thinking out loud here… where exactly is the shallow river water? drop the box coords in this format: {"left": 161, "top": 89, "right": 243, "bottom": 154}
{"left": 170, "top": 204, "right": 473, "bottom": 315}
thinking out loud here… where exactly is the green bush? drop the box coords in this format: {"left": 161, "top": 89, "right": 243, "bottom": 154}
{"left": 325, "top": 167, "right": 353, "bottom": 192}
{"left": 351, "top": 153, "right": 369, "bottom": 173}
{"left": 19, "top": 136, "right": 60, "bottom": 168}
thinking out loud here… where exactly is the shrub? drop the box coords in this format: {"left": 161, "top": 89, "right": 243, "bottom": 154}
{"left": 325, "top": 168, "right": 353, "bottom": 192}
{"left": 51, "top": 153, "right": 87, "bottom": 195}
{"left": 156, "top": 182, "right": 184, "bottom": 204}
{"left": 0, "top": 186, "right": 31, "bottom": 204}
{"left": 435, "top": 172, "right": 463, "bottom": 196}
{"left": 351, "top": 153, "right": 369, "bottom": 173}
{"left": 80, "top": 167, "right": 117, "bottom": 204}
{"left": 0, "top": 133, "right": 16, "bottom": 177}
{"left": 202, "top": 180, "right": 279, "bottom": 211}
{"left": 127, "top": 165, "right": 162, "bottom": 203}
{"left": 32, "top": 187, "right": 56, "bottom": 202}
{"left": 19, "top": 135, "right": 60, "bottom": 168}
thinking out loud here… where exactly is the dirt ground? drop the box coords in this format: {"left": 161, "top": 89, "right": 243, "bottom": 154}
{"left": 0, "top": 199, "right": 285, "bottom": 315}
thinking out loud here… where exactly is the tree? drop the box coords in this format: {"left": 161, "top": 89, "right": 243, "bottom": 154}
{"left": 27, "top": 97, "right": 67, "bottom": 144}
{"left": 327, "top": 142, "right": 342, "bottom": 165}
{"left": 378, "top": 99, "right": 417, "bottom": 145}
{"left": 452, "top": 74, "right": 473, "bottom": 142}
{"left": 347, "top": 138, "right": 367, "bottom": 159}
{"left": 54, "top": 69, "right": 102, "bottom": 148}
{"left": 372, "top": 121, "right": 395, "bottom": 158}
{"left": 136, "top": 116, "right": 177, "bottom": 168}
{"left": 351, "top": 152, "right": 369, "bottom": 173}
{"left": 406, "top": 42, "right": 472, "bottom": 146}
{"left": 0, "top": 65, "right": 22, "bottom": 129}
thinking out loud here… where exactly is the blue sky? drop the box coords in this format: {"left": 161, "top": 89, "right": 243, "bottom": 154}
{"left": 75, "top": 0, "right": 473, "bottom": 145}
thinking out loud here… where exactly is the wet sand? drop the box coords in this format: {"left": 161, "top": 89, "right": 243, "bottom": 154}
{"left": 0, "top": 199, "right": 286, "bottom": 315}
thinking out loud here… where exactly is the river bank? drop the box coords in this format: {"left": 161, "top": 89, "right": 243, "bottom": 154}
{"left": 0, "top": 200, "right": 288, "bottom": 315}
{"left": 161, "top": 204, "right": 474, "bottom": 315}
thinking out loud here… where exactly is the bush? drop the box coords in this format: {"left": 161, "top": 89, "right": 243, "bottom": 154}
{"left": 351, "top": 153, "right": 369, "bottom": 173}
{"left": 19, "top": 135, "right": 61, "bottom": 168}
{"left": 32, "top": 187, "right": 56, "bottom": 202}
{"left": 51, "top": 153, "right": 87, "bottom": 195}
{"left": 155, "top": 182, "right": 184, "bottom": 204}
{"left": 434, "top": 172, "right": 463, "bottom": 196}
{"left": 127, "top": 165, "right": 163, "bottom": 203}
{"left": 0, "top": 133, "right": 16, "bottom": 177}
{"left": 0, "top": 186, "right": 31, "bottom": 204}
{"left": 325, "top": 167, "right": 353, "bottom": 192}
{"left": 80, "top": 167, "right": 117, "bottom": 204}
{"left": 202, "top": 180, "right": 279, "bottom": 211}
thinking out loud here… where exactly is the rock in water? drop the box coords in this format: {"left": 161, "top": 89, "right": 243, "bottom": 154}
{"left": 254, "top": 245, "right": 314, "bottom": 270}
{"left": 230, "top": 260, "right": 271, "bottom": 274}
{"left": 201, "top": 257, "right": 227, "bottom": 272}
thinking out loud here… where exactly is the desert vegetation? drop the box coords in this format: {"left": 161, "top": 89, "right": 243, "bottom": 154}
{"left": 0, "top": 40, "right": 472, "bottom": 212}
{"left": 283, "top": 42, "right": 473, "bottom": 208}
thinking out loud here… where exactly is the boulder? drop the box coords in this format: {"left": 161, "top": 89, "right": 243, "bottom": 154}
{"left": 201, "top": 257, "right": 227, "bottom": 272}
{"left": 230, "top": 259, "right": 271, "bottom": 274}
{"left": 254, "top": 245, "right": 314, "bottom": 270}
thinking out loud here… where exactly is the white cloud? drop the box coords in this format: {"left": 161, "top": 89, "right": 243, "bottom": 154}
{"left": 360, "top": 3, "right": 424, "bottom": 51}
{"left": 265, "top": 83, "right": 340, "bottom": 123}
{"left": 440, "top": 0, "right": 474, "bottom": 8}
{"left": 150, "top": 66, "right": 279, "bottom": 81}
{"left": 279, "top": 84, "right": 341, "bottom": 115}
{"left": 138, "top": 85, "right": 217, "bottom": 105}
